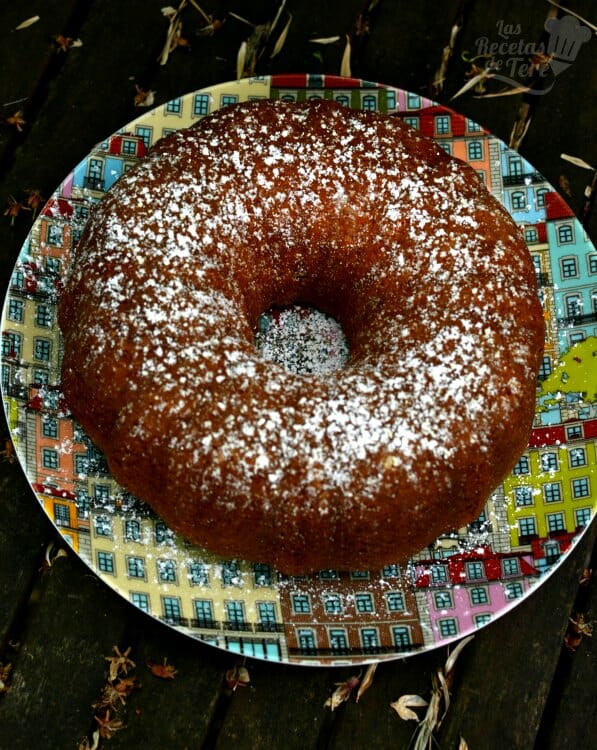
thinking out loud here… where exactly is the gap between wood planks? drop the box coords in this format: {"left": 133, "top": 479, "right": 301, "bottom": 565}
{"left": 0, "top": 1, "right": 93, "bottom": 183}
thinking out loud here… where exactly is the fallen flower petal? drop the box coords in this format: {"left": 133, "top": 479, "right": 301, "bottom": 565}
{"left": 4, "top": 111, "right": 26, "bottom": 131}
{"left": 148, "top": 657, "right": 177, "bottom": 679}
{"left": 324, "top": 674, "right": 361, "bottom": 710}
{"left": 390, "top": 694, "right": 428, "bottom": 722}
{"left": 15, "top": 16, "right": 40, "bottom": 30}
{"left": 226, "top": 664, "right": 250, "bottom": 690}
{"left": 134, "top": 85, "right": 156, "bottom": 107}
{"left": 105, "top": 646, "right": 135, "bottom": 682}
{"left": 94, "top": 710, "right": 125, "bottom": 739}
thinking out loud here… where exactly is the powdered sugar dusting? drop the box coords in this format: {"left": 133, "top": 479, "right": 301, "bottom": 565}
{"left": 59, "top": 99, "right": 543, "bottom": 571}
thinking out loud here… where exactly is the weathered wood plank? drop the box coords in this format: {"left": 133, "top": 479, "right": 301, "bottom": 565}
{"left": 0, "top": 449, "right": 52, "bottom": 647}
{"left": 212, "top": 661, "right": 333, "bottom": 750}
{"left": 0, "top": 552, "right": 129, "bottom": 750}
{"left": 325, "top": 654, "right": 444, "bottom": 750}
{"left": 437, "top": 525, "right": 597, "bottom": 749}
{"left": 0, "top": 0, "right": 82, "bottom": 174}
{"left": 540, "top": 539, "right": 597, "bottom": 750}
{"left": 104, "top": 615, "right": 230, "bottom": 750}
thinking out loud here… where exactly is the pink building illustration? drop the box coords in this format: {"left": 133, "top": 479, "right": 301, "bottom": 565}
{"left": 412, "top": 547, "right": 540, "bottom": 643}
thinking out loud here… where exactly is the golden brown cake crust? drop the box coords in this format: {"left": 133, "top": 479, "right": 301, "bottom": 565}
{"left": 58, "top": 99, "right": 544, "bottom": 573}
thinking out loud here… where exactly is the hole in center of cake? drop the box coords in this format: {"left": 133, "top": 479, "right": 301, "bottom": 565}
{"left": 254, "top": 303, "right": 349, "bottom": 375}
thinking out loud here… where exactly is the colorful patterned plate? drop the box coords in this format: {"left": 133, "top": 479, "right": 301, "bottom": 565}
{"left": 2, "top": 75, "right": 595, "bottom": 665}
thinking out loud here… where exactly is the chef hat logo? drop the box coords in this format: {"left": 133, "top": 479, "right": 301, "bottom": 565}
{"left": 545, "top": 14, "right": 592, "bottom": 74}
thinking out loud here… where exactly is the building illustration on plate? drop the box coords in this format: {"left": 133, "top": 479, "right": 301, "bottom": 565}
{"left": 2, "top": 76, "right": 595, "bottom": 663}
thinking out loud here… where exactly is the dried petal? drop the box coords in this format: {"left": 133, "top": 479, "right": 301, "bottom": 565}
{"left": 324, "top": 675, "right": 360, "bottom": 710}
{"left": 134, "top": 85, "right": 156, "bottom": 107}
{"left": 309, "top": 36, "right": 341, "bottom": 44}
{"left": 94, "top": 710, "right": 125, "bottom": 740}
{"left": 5, "top": 110, "right": 26, "bottom": 131}
{"left": 226, "top": 664, "right": 250, "bottom": 689}
{"left": 390, "top": 694, "right": 428, "bottom": 721}
{"left": 15, "top": 16, "right": 40, "bottom": 30}
{"left": 355, "top": 663, "right": 377, "bottom": 702}
{"left": 147, "top": 657, "right": 177, "bottom": 679}
{"left": 105, "top": 646, "right": 135, "bottom": 681}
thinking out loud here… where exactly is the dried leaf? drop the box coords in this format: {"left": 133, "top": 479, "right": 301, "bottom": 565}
{"left": 0, "top": 439, "right": 16, "bottom": 463}
{"left": 324, "top": 675, "right": 360, "bottom": 710}
{"left": 444, "top": 634, "right": 474, "bottom": 675}
{"left": 355, "top": 663, "right": 377, "bottom": 702}
{"left": 459, "top": 737, "right": 470, "bottom": 750}
{"left": 228, "top": 11, "right": 254, "bottom": 27}
{"left": 450, "top": 68, "right": 495, "bottom": 100}
{"left": 236, "top": 40, "right": 248, "bottom": 80}
{"left": 340, "top": 35, "right": 351, "bottom": 78}
{"left": 474, "top": 85, "right": 531, "bottom": 99}
{"left": 147, "top": 657, "right": 177, "bottom": 679}
{"left": 509, "top": 110, "right": 531, "bottom": 151}
{"left": 134, "top": 85, "right": 156, "bottom": 107}
{"left": 226, "top": 664, "right": 250, "bottom": 690}
{"left": 0, "top": 663, "right": 12, "bottom": 693}
{"left": 310, "top": 36, "right": 341, "bottom": 44}
{"left": 435, "top": 669, "right": 451, "bottom": 721}
{"left": 77, "top": 730, "right": 100, "bottom": 750}
{"left": 54, "top": 35, "right": 82, "bottom": 53}
{"left": 390, "top": 694, "right": 428, "bottom": 721}
{"left": 187, "top": 0, "right": 212, "bottom": 25}
{"left": 546, "top": 1, "right": 597, "bottom": 33}
{"left": 15, "top": 15, "right": 40, "bottom": 30}
{"left": 43, "top": 541, "right": 67, "bottom": 569}
{"left": 268, "top": 0, "right": 287, "bottom": 37}
{"left": 411, "top": 689, "right": 442, "bottom": 750}
{"left": 580, "top": 568, "right": 593, "bottom": 585}
{"left": 270, "top": 13, "right": 292, "bottom": 59}
{"left": 561, "top": 154, "right": 595, "bottom": 171}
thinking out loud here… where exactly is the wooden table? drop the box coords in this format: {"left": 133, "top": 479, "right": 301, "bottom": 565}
{"left": 1, "top": 2, "right": 595, "bottom": 748}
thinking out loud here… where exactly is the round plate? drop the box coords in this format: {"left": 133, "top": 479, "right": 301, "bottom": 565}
{"left": 2, "top": 75, "right": 595, "bottom": 666}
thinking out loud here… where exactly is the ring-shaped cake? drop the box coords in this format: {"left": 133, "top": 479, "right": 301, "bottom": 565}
{"left": 58, "top": 99, "right": 544, "bottom": 572}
